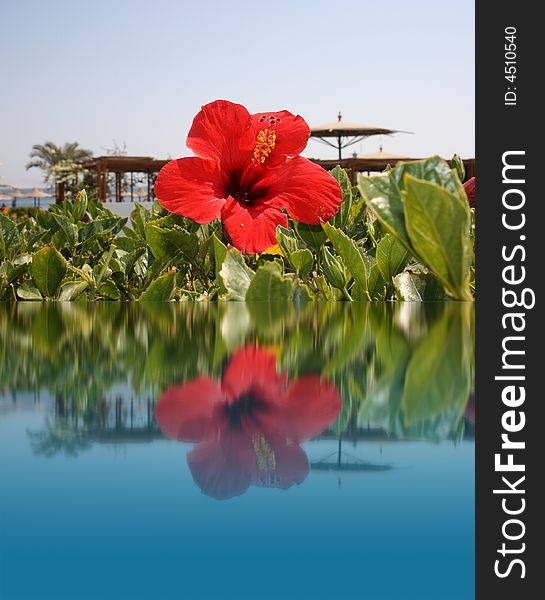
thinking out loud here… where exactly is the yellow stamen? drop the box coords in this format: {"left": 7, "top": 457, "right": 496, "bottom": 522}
{"left": 252, "top": 128, "right": 276, "bottom": 165}
{"left": 252, "top": 434, "right": 276, "bottom": 472}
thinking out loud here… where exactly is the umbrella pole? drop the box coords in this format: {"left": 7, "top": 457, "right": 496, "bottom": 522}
{"left": 337, "top": 135, "right": 342, "bottom": 160}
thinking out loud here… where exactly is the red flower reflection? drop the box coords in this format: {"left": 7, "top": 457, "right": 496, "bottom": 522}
{"left": 464, "top": 394, "right": 475, "bottom": 424}
{"left": 154, "top": 100, "right": 342, "bottom": 253}
{"left": 155, "top": 346, "right": 341, "bottom": 500}
{"left": 463, "top": 177, "right": 475, "bottom": 208}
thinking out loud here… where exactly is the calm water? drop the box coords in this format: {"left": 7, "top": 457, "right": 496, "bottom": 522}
{"left": 0, "top": 302, "right": 474, "bottom": 600}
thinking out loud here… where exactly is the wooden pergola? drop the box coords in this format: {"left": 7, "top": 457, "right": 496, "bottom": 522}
{"left": 81, "top": 155, "right": 476, "bottom": 203}
{"left": 81, "top": 156, "right": 170, "bottom": 203}
{"left": 313, "top": 156, "right": 476, "bottom": 184}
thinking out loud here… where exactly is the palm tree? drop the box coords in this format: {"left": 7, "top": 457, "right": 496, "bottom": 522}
{"left": 26, "top": 141, "right": 93, "bottom": 183}
{"left": 26, "top": 142, "right": 93, "bottom": 202}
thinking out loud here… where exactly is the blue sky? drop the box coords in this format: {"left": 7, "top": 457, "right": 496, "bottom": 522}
{"left": 0, "top": 0, "right": 474, "bottom": 187}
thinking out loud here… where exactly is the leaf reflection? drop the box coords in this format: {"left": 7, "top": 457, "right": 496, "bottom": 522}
{"left": 0, "top": 302, "right": 474, "bottom": 481}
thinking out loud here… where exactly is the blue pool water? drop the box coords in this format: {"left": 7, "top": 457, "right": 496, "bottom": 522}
{"left": 0, "top": 302, "right": 474, "bottom": 599}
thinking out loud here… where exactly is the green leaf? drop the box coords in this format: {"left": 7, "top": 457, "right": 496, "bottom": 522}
{"left": 322, "top": 222, "right": 368, "bottom": 294}
{"left": 322, "top": 246, "right": 347, "bottom": 291}
{"left": 376, "top": 234, "right": 410, "bottom": 283}
{"left": 212, "top": 234, "right": 228, "bottom": 294}
{"left": 51, "top": 230, "right": 66, "bottom": 250}
{"left": 330, "top": 166, "right": 352, "bottom": 229}
{"left": 35, "top": 209, "right": 55, "bottom": 231}
{"left": 393, "top": 271, "right": 445, "bottom": 301}
{"left": 31, "top": 245, "right": 67, "bottom": 298}
{"left": 358, "top": 156, "right": 468, "bottom": 254}
{"left": 293, "top": 282, "right": 313, "bottom": 302}
{"left": 95, "top": 244, "right": 116, "bottom": 288}
{"left": 290, "top": 248, "right": 313, "bottom": 278}
{"left": 3, "top": 259, "right": 29, "bottom": 286}
{"left": 246, "top": 261, "right": 294, "bottom": 301}
{"left": 315, "top": 275, "right": 334, "bottom": 301}
{"left": 352, "top": 279, "right": 368, "bottom": 301}
{"left": 276, "top": 226, "right": 302, "bottom": 257}
{"left": 25, "top": 228, "right": 50, "bottom": 251}
{"left": 294, "top": 222, "right": 327, "bottom": 249}
{"left": 392, "top": 156, "right": 466, "bottom": 202}
{"left": 349, "top": 196, "right": 367, "bottom": 224}
{"left": 79, "top": 217, "right": 127, "bottom": 243}
{"left": 367, "top": 264, "right": 388, "bottom": 300}
{"left": 51, "top": 213, "right": 77, "bottom": 247}
{"left": 123, "top": 247, "right": 147, "bottom": 278}
{"left": 139, "top": 271, "right": 177, "bottom": 301}
{"left": 219, "top": 249, "right": 255, "bottom": 300}
{"left": 98, "top": 280, "right": 121, "bottom": 300}
{"left": 58, "top": 280, "right": 89, "bottom": 301}
{"left": 16, "top": 281, "right": 43, "bottom": 300}
{"left": 358, "top": 173, "right": 410, "bottom": 248}
{"left": 113, "top": 235, "right": 137, "bottom": 253}
{"left": 145, "top": 223, "right": 198, "bottom": 264}
{"left": 0, "top": 213, "right": 20, "bottom": 259}
{"left": 403, "top": 175, "right": 471, "bottom": 300}
{"left": 130, "top": 203, "right": 152, "bottom": 238}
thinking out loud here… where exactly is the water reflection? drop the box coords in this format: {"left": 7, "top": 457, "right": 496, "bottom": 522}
{"left": 156, "top": 346, "right": 340, "bottom": 499}
{"left": 0, "top": 301, "right": 474, "bottom": 498}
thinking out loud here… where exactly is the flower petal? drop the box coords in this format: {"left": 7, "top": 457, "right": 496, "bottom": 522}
{"left": 277, "top": 376, "right": 341, "bottom": 442}
{"left": 154, "top": 377, "right": 225, "bottom": 443}
{"left": 221, "top": 197, "right": 287, "bottom": 254}
{"left": 251, "top": 110, "right": 310, "bottom": 167}
{"left": 187, "top": 431, "right": 255, "bottom": 500}
{"left": 154, "top": 157, "right": 227, "bottom": 224}
{"left": 222, "top": 346, "right": 287, "bottom": 404}
{"left": 259, "top": 157, "right": 342, "bottom": 224}
{"left": 463, "top": 177, "right": 475, "bottom": 208}
{"left": 187, "top": 99, "right": 255, "bottom": 169}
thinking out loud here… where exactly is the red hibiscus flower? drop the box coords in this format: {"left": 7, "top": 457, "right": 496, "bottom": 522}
{"left": 463, "top": 177, "right": 475, "bottom": 208}
{"left": 154, "top": 100, "right": 342, "bottom": 253}
{"left": 155, "top": 346, "right": 341, "bottom": 500}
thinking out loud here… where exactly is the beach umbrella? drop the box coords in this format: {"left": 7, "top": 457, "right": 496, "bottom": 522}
{"left": 119, "top": 187, "right": 151, "bottom": 202}
{"left": 133, "top": 187, "right": 150, "bottom": 201}
{"left": 24, "top": 187, "right": 53, "bottom": 206}
{"left": 6, "top": 189, "right": 24, "bottom": 206}
{"left": 29, "top": 187, "right": 52, "bottom": 198}
{"left": 121, "top": 188, "right": 143, "bottom": 198}
{"left": 310, "top": 437, "right": 394, "bottom": 483}
{"left": 310, "top": 112, "right": 411, "bottom": 159}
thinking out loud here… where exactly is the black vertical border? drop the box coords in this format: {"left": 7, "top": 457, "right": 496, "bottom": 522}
{"left": 476, "top": 1, "right": 541, "bottom": 597}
